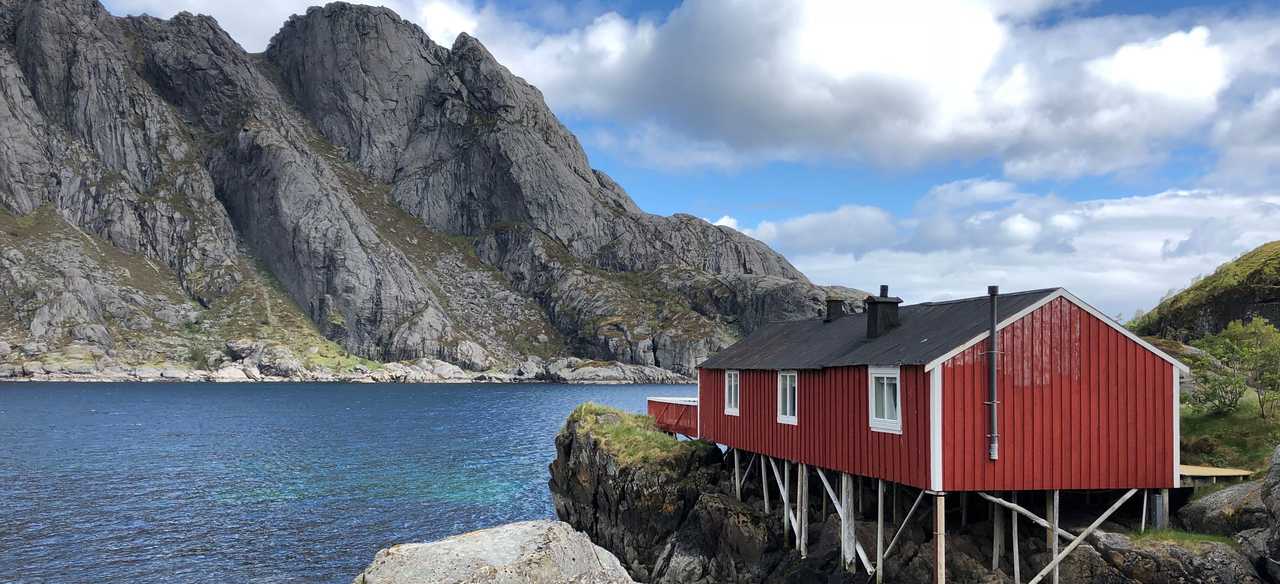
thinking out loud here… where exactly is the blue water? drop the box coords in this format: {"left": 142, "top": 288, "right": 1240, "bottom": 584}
{"left": 0, "top": 382, "right": 695, "bottom": 584}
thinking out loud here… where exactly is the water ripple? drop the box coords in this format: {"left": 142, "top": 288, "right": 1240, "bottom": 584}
{"left": 0, "top": 382, "right": 694, "bottom": 583}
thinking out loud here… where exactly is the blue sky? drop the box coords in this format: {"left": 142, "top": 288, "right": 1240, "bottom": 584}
{"left": 102, "top": 0, "right": 1280, "bottom": 317}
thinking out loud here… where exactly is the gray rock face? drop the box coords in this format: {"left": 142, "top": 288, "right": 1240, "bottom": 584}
{"left": 0, "top": 0, "right": 831, "bottom": 374}
{"left": 1179, "top": 480, "right": 1269, "bottom": 536}
{"left": 351, "top": 520, "right": 634, "bottom": 584}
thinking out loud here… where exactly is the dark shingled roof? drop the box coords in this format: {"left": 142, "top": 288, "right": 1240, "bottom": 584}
{"left": 699, "top": 288, "right": 1060, "bottom": 370}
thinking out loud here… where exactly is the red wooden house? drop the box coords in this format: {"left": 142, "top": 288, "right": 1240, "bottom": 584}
{"left": 648, "top": 286, "right": 1189, "bottom": 583}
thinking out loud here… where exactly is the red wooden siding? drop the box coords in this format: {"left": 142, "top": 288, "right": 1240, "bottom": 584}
{"left": 648, "top": 400, "right": 698, "bottom": 437}
{"left": 941, "top": 296, "right": 1176, "bottom": 491}
{"left": 699, "top": 365, "right": 931, "bottom": 489}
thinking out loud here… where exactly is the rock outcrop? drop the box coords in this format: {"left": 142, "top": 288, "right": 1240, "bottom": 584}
{"left": 1179, "top": 480, "right": 1269, "bottom": 536}
{"left": 352, "top": 520, "right": 634, "bottom": 584}
{"left": 1134, "top": 240, "right": 1280, "bottom": 341}
{"left": 551, "top": 405, "right": 1269, "bottom": 583}
{"left": 0, "top": 0, "right": 847, "bottom": 378}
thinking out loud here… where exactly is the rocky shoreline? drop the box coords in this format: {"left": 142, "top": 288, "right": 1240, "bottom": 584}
{"left": 0, "top": 339, "right": 693, "bottom": 385}
{"left": 546, "top": 405, "right": 1272, "bottom": 583}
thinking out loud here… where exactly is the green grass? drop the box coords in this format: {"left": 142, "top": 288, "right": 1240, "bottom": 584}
{"left": 1181, "top": 391, "right": 1278, "bottom": 472}
{"left": 1131, "top": 528, "right": 1237, "bottom": 548}
{"left": 1133, "top": 241, "right": 1280, "bottom": 336}
{"left": 566, "top": 402, "right": 699, "bottom": 468}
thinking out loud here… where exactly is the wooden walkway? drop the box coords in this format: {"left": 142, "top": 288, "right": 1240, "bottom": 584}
{"left": 1179, "top": 464, "right": 1253, "bottom": 487}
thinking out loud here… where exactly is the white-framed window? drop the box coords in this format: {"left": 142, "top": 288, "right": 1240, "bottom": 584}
{"left": 869, "top": 366, "right": 902, "bottom": 434}
{"left": 725, "top": 370, "right": 740, "bottom": 416}
{"left": 777, "top": 370, "right": 798, "bottom": 425}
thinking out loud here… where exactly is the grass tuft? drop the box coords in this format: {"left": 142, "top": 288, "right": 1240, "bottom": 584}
{"left": 1131, "top": 528, "right": 1237, "bottom": 548}
{"left": 566, "top": 402, "right": 697, "bottom": 468}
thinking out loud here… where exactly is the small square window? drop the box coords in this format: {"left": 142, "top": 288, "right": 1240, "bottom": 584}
{"left": 869, "top": 366, "right": 901, "bottom": 434}
{"left": 725, "top": 370, "right": 740, "bottom": 416}
{"left": 777, "top": 371, "right": 798, "bottom": 425}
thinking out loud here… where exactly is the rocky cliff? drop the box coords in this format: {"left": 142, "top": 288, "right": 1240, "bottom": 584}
{"left": 551, "top": 405, "right": 1268, "bottom": 583}
{"left": 0, "top": 0, "right": 849, "bottom": 378}
{"left": 1134, "top": 241, "right": 1280, "bottom": 341}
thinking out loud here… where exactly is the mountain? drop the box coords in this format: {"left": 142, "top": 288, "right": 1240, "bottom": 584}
{"left": 0, "top": 0, "right": 850, "bottom": 376}
{"left": 1133, "top": 241, "right": 1280, "bottom": 340}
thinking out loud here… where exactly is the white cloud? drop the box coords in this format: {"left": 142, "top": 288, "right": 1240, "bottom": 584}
{"left": 1086, "top": 26, "right": 1228, "bottom": 110}
{"left": 101, "top": 1, "right": 1280, "bottom": 180}
{"left": 718, "top": 186, "right": 1280, "bottom": 317}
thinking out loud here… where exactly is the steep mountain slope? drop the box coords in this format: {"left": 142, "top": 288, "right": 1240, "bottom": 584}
{"left": 1134, "top": 241, "right": 1280, "bottom": 340}
{"left": 0, "top": 0, "right": 844, "bottom": 376}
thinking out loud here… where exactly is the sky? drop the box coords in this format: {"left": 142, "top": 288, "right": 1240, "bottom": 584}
{"left": 101, "top": 0, "right": 1280, "bottom": 319}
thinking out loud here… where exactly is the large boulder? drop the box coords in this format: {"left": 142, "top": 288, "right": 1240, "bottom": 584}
{"left": 1179, "top": 481, "right": 1269, "bottom": 536}
{"left": 1087, "top": 530, "right": 1261, "bottom": 583}
{"left": 351, "top": 520, "right": 633, "bottom": 584}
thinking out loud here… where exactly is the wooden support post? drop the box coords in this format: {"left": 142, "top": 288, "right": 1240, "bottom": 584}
{"left": 975, "top": 492, "right": 1076, "bottom": 543}
{"left": 798, "top": 464, "right": 809, "bottom": 558}
{"left": 1051, "top": 490, "right": 1060, "bottom": 584}
{"left": 734, "top": 449, "right": 742, "bottom": 501}
{"left": 1027, "top": 490, "right": 1137, "bottom": 584}
{"left": 961, "top": 492, "right": 968, "bottom": 526}
{"left": 993, "top": 492, "right": 1004, "bottom": 571}
{"left": 783, "top": 461, "right": 792, "bottom": 547}
{"left": 1045, "top": 492, "right": 1055, "bottom": 550}
{"left": 841, "top": 473, "right": 855, "bottom": 572}
{"left": 933, "top": 493, "right": 946, "bottom": 584}
{"left": 1012, "top": 493, "right": 1021, "bottom": 584}
{"left": 1140, "top": 489, "right": 1148, "bottom": 533}
{"left": 762, "top": 456, "right": 771, "bottom": 513}
{"left": 1162, "top": 489, "right": 1169, "bottom": 527}
{"left": 876, "top": 479, "right": 885, "bottom": 584}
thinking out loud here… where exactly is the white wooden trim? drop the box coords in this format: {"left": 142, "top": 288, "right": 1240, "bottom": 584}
{"left": 695, "top": 368, "right": 702, "bottom": 439}
{"left": 930, "top": 366, "right": 943, "bottom": 491}
{"left": 1173, "top": 365, "right": 1181, "bottom": 487}
{"left": 924, "top": 288, "right": 1189, "bottom": 373}
{"left": 648, "top": 396, "right": 698, "bottom": 406}
{"left": 777, "top": 370, "right": 798, "bottom": 425}
{"left": 868, "top": 365, "right": 903, "bottom": 434}
{"left": 724, "top": 370, "right": 740, "bottom": 416}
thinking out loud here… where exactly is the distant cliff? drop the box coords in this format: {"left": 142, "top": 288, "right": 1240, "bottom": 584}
{"left": 549, "top": 405, "right": 1264, "bottom": 583}
{"left": 0, "top": 0, "right": 853, "bottom": 378}
{"left": 1134, "top": 241, "right": 1280, "bottom": 341}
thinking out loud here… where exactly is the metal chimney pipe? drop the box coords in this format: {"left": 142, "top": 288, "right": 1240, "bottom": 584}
{"left": 987, "top": 285, "right": 1000, "bottom": 461}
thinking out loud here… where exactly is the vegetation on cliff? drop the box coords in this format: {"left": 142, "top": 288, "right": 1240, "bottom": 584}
{"left": 565, "top": 403, "right": 707, "bottom": 468}
{"left": 1133, "top": 241, "right": 1280, "bottom": 340}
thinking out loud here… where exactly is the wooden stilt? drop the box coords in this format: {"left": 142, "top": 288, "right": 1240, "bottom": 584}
{"left": 1012, "top": 492, "right": 1021, "bottom": 584}
{"left": 975, "top": 491, "right": 1076, "bottom": 543}
{"left": 1162, "top": 489, "right": 1170, "bottom": 527}
{"left": 961, "top": 492, "right": 968, "bottom": 526}
{"left": 841, "top": 473, "right": 855, "bottom": 572}
{"left": 762, "top": 456, "right": 771, "bottom": 513}
{"left": 799, "top": 464, "right": 809, "bottom": 558}
{"left": 1027, "top": 490, "right": 1137, "bottom": 584}
{"left": 933, "top": 494, "right": 946, "bottom": 584}
{"left": 783, "top": 461, "right": 792, "bottom": 547}
{"left": 1140, "top": 489, "right": 1148, "bottom": 533}
{"left": 733, "top": 449, "right": 742, "bottom": 501}
{"left": 1045, "top": 492, "right": 1055, "bottom": 550}
{"left": 1051, "top": 490, "right": 1060, "bottom": 584}
{"left": 876, "top": 479, "right": 885, "bottom": 584}
{"left": 993, "top": 492, "right": 1004, "bottom": 571}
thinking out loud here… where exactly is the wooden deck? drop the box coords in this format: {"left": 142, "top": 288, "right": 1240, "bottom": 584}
{"left": 648, "top": 397, "right": 698, "bottom": 438}
{"left": 1179, "top": 464, "right": 1254, "bottom": 487}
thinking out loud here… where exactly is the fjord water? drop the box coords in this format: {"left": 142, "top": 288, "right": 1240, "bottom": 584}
{"left": 0, "top": 382, "right": 696, "bottom": 583}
